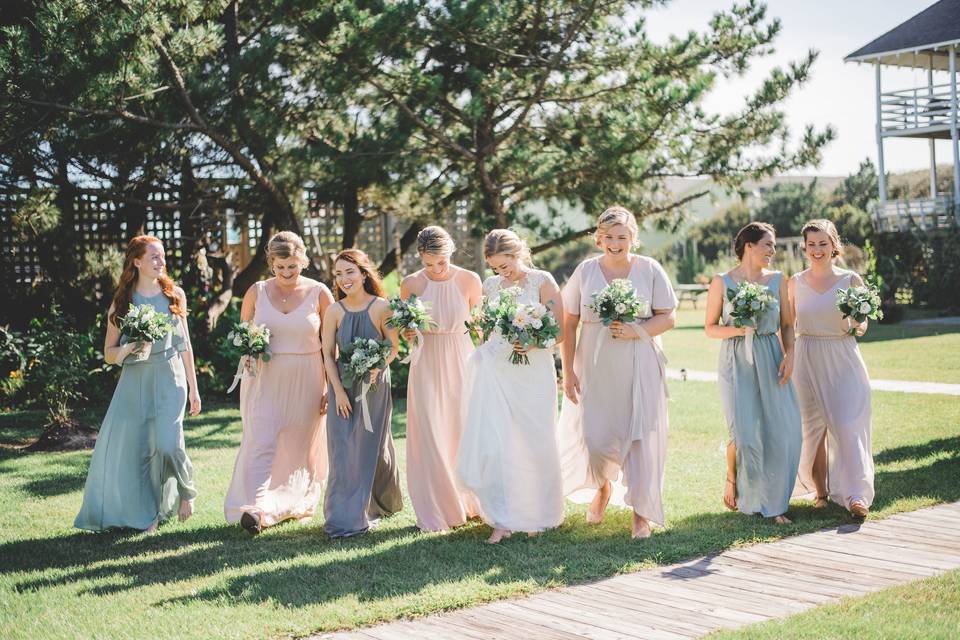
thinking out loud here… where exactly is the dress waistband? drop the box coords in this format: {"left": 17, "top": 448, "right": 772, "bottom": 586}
{"left": 270, "top": 349, "right": 322, "bottom": 356}
{"left": 424, "top": 330, "right": 467, "bottom": 336}
{"left": 796, "top": 333, "right": 851, "bottom": 340}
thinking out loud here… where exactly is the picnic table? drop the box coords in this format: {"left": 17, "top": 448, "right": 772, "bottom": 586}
{"left": 675, "top": 283, "right": 709, "bottom": 308}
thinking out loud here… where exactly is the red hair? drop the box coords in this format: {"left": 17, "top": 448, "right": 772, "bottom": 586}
{"left": 108, "top": 235, "right": 185, "bottom": 327}
{"left": 332, "top": 249, "right": 386, "bottom": 300}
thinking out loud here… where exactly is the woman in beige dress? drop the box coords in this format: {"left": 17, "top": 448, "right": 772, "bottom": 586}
{"left": 557, "top": 207, "right": 678, "bottom": 539}
{"left": 400, "top": 226, "right": 481, "bottom": 531}
{"left": 789, "top": 219, "right": 874, "bottom": 517}
{"left": 224, "top": 232, "right": 334, "bottom": 535}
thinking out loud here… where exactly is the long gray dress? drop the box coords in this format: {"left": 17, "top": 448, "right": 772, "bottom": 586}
{"left": 718, "top": 272, "right": 802, "bottom": 518}
{"left": 75, "top": 291, "right": 197, "bottom": 531}
{"left": 324, "top": 298, "right": 403, "bottom": 537}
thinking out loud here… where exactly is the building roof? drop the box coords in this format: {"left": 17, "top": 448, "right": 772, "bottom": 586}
{"left": 845, "top": 0, "right": 960, "bottom": 70}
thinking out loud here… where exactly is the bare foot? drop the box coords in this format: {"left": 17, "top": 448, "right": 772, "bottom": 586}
{"left": 723, "top": 476, "right": 737, "bottom": 511}
{"left": 631, "top": 513, "right": 651, "bottom": 539}
{"left": 485, "top": 528, "right": 512, "bottom": 544}
{"left": 773, "top": 514, "right": 792, "bottom": 525}
{"left": 178, "top": 499, "right": 194, "bottom": 523}
{"left": 144, "top": 517, "right": 159, "bottom": 534}
{"left": 849, "top": 500, "right": 869, "bottom": 518}
{"left": 814, "top": 494, "right": 828, "bottom": 509}
{"left": 527, "top": 531, "right": 540, "bottom": 539}
{"left": 586, "top": 480, "right": 612, "bottom": 524}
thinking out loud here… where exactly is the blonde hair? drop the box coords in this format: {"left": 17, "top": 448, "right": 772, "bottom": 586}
{"left": 801, "top": 219, "right": 843, "bottom": 258}
{"left": 417, "top": 225, "right": 456, "bottom": 256}
{"left": 267, "top": 231, "right": 309, "bottom": 268}
{"left": 595, "top": 205, "right": 640, "bottom": 248}
{"left": 483, "top": 228, "right": 532, "bottom": 266}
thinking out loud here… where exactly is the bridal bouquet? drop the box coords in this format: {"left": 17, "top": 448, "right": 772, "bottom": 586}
{"left": 386, "top": 294, "right": 436, "bottom": 364}
{"left": 225, "top": 321, "right": 271, "bottom": 392}
{"left": 339, "top": 337, "right": 393, "bottom": 432}
{"left": 119, "top": 303, "right": 178, "bottom": 362}
{"left": 587, "top": 278, "right": 651, "bottom": 325}
{"left": 725, "top": 281, "right": 776, "bottom": 364}
{"left": 492, "top": 287, "right": 560, "bottom": 365}
{"left": 836, "top": 283, "right": 883, "bottom": 335}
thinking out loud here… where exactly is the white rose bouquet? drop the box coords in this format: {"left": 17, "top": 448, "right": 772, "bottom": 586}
{"left": 725, "top": 281, "right": 776, "bottom": 364}
{"left": 836, "top": 283, "right": 883, "bottom": 335}
{"left": 119, "top": 303, "right": 178, "bottom": 362}
{"left": 492, "top": 288, "right": 561, "bottom": 365}
{"left": 386, "top": 294, "right": 436, "bottom": 365}
{"left": 225, "top": 321, "right": 271, "bottom": 392}
{"left": 339, "top": 337, "right": 393, "bottom": 432}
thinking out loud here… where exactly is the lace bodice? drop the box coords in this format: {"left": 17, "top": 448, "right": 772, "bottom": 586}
{"left": 482, "top": 269, "right": 554, "bottom": 306}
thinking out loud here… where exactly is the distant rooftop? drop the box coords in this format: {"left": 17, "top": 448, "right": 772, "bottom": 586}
{"left": 845, "top": 0, "right": 960, "bottom": 70}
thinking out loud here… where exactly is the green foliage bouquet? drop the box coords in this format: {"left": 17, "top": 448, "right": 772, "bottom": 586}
{"left": 588, "top": 278, "right": 651, "bottom": 325}
{"left": 836, "top": 283, "right": 883, "bottom": 335}
{"left": 725, "top": 281, "right": 776, "bottom": 364}
{"left": 225, "top": 321, "right": 272, "bottom": 392}
{"left": 491, "top": 287, "right": 560, "bottom": 365}
{"left": 119, "top": 303, "right": 177, "bottom": 362}
{"left": 386, "top": 295, "right": 436, "bottom": 364}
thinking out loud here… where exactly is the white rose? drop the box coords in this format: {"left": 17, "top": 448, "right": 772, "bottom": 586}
{"left": 750, "top": 300, "right": 761, "bottom": 310}
{"left": 858, "top": 302, "right": 872, "bottom": 314}
{"left": 615, "top": 303, "right": 627, "bottom": 314}
{"left": 543, "top": 338, "right": 556, "bottom": 348}
{"left": 233, "top": 335, "right": 243, "bottom": 346}
{"left": 531, "top": 318, "right": 543, "bottom": 330}
{"left": 408, "top": 321, "right": 417, "bottom": 328}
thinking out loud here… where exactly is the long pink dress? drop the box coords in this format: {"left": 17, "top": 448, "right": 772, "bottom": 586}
{"left": 556, "top": 255, "right": 677, "bottom": 526}
{"left": 224, "top": 281, "right": 328, "bottom": 526}
{"left": 406, "top": 275, "right": 479, "bottom": 531}
{"left": 792, "top": 271, "right": 875, "bottom": 509}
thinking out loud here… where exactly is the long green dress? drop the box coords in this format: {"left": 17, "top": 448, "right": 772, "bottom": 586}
{"left": 74, "top": 291, "right": 197, "bottom": 531}
{"left": 718, "top": 272, "right": 802, "bottom": 518}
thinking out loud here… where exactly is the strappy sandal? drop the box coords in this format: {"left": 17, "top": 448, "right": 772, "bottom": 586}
{"left": 814, "top": 494, "right": 829, "bottom": 509}
{"left": 849, "top": 499, "right": 869, "bottom": 518}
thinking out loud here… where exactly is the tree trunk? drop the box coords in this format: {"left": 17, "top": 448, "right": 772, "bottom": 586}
{"left": 378, "top": 221, "right": 424, "bottom": 277}
{"left": 341, "top": 186, "right": 361, "bottom": 249}
{"left": 232, "top": 211, "right": 275, "bottom": 295}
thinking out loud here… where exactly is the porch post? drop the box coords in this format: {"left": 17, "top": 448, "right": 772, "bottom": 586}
{"left": 929, "top": 55, "right": 938, "bottom": 197}
{"left": 950, "top": 47, "right": 960, "bottom": 205}
{"left": 875, "top": 61, "right": 888, "bottom": 204}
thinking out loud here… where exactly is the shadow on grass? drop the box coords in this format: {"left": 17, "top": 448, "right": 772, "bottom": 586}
{"left": 856, "top": 323, "right": 960, "bottom": 344}
{"left": 873, "top": 436, "right": 960, "bottom": 465}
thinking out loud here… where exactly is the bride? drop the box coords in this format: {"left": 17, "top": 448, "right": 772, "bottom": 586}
{"left": 456, "top": 229, "right": 566, "bottom": 544}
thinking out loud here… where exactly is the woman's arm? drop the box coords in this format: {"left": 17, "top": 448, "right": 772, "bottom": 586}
{"left": 239, "top": 283, "right": 257, "bottom": 322}
{"left": 463, "top": 269, "right": 483, "bottom": 311}
{"left": 540, "top": 275, "right": 565, "bottom": 345}
{"left": 376, "top": 300, "right": 401, "bottom": 366}
{"left": 175, "top": 287, "right": 201, "bottom": 415}
{"left": 849, "top": 272, "right": 869, "bottom": 336}
{"left": 778, "top": 275, "right": 796, "bottom": 385}
{"left": 321, "top": 303, "right": 351, "bottom": 417}
{"left": 103, "top": 305, "right": 136, "bottom": 365}
{"left": 640, "top": 308, "right": 676, "bottom": 338}
{"left": 705, "top": 275, "right": 747, "bottom": 340}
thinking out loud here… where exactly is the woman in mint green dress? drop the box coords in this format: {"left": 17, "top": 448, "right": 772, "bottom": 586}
{"left": 704, "top": 222, "right": 802, "bottom": 524}
{"left": 75, "top": 235, "right": 201, "bottom": 533}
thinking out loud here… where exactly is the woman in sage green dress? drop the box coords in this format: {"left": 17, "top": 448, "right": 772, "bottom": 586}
{"left": 704, "top": 222, "right": 802, "bottom": 524}
{"left": 75, "top": 235, "right": 201, "bottom": 533}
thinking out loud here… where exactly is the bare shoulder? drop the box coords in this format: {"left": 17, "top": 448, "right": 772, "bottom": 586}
{"left": 173, "top": 285, "right": 187, "bottom": 301}
{"left": 455, "top": 266, "right": 482, "bottom": 286}
{"left": 402, "top": 271, "right": 428, "bottom": 295}
{"left": 848, "top": 271, "right": 865, "bottom": 286}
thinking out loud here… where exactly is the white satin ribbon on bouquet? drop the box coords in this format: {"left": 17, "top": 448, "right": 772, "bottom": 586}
{"left": 355, "top": 380, "right": 374, "bottom": 432}
{"left": 400, "top": 328, "right": 425, "bottom": 366}
{"left": 743, "top": 326, "right": 755, "bottom": 365}
{"left": 226, "top": 355, "right": 257, "bottom": 393}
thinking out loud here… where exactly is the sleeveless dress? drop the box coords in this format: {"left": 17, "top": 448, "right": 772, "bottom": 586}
{"left": 455, "top": 270, "right": 565, "bottom": 533}
{"left": 792, "top": 271, "right": 875, "bottom": 509}
{"left": 556, "top": 255, "right": 677, "bottom": 526}
{"left": 224, "top": 281, "right": 328, "bottom": 526}
{"left": 718, "top": 272, "right": 802, "bottom": 518}
{"left": 75, "top": 291, "right": 197, "bottom": 531}
{"left": 324, "top": 298, "right": 403, "bottom": 537}
{"left": 406, "top": 274, "right": 480, "bottom": 531}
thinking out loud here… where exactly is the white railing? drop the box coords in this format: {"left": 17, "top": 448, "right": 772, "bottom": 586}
{"left": 871, "top": 196, "right": 959, "bottom": 232}
{"left": 880, "top": 84, "right": 957, "bottom": 133}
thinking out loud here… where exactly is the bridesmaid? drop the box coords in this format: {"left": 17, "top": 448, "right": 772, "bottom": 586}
{"left": 456, "top": 229, "right": 566, "bottom": 544}
{"left": 75, "top": 235, "right": 199, "bottom": 533}
{"left": 400, "top": 226, "right": 481, "bottom": 532}
{"left": 704, "top": 222, "right": 802, "bottom": 524}
{"left": 322, "top": 249, "right": 403, "bottom": 537}
{"left": 789, "top": 219, "right": 874, "bottom": 517}
{"left": 557, "top": 206, "right": 677, "bottom": 539}
{"left": 224, "top": 231, "right": 334, "bottom": 536}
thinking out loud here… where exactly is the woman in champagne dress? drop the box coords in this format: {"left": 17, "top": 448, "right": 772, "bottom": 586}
{"left": 225, "top": 232, "right": 333, "bottom": 535}
{"left": 790, "top": 219, "right": 874, "bottom": 517}
{"left": 557, "top": 206, "right": 677, "bottom": 539}
{"left": 401, "top": 226, "right": 481, "bottom": 531}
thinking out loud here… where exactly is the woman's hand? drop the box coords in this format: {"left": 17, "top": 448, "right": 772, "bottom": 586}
{"left": 188, "top": 388, "right": 201, "bottom": 416}
{"left": 402, "top": 328, "right": 417, "bottom": 343}
{"left": 609, "top": 320, "right": 640, "bottom": 340}
{"left": 563, "top": 370, "right": 581, "bottom": 404}
{"left": 368, "top": 367, "right": 382, "bottom": 384}
{"left": 319, "top": 394, "right": 329, "bottom": 416}
{"left": 854, "top": 320, "right": 867, "bottom": 337}
{"left": 334, "top": 388, "right": 352, "bottom": 418}
{"left": 778, "top": 350, "right": 794, "bottom": 386}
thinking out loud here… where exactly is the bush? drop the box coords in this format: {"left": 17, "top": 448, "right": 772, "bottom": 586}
{"left": 871, "top": 229, "right": 960, "bottom": 312}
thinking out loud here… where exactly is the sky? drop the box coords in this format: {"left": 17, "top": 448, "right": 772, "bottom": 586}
{"left": 644, "top": 0, "right": 955, "bottom": 177}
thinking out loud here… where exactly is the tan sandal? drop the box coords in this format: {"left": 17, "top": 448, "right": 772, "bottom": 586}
{"left": 814, "top": 494, "right": 829, "bottom": 509}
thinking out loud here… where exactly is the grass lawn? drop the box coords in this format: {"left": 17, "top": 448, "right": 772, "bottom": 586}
{"left": 709, "top": 568, "right": 960, "bottom": 639}
{"left": 663, "top": 307, "right": 960, "bottom": 384}
{"left": 1, "top": 382, "right": 958, "bottom": 640}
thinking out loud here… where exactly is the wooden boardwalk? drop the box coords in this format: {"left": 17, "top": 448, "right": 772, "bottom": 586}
{"left": 317, "top": 501, "right": 960, "bottom": 639}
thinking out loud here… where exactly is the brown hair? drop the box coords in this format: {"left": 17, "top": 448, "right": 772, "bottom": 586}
{"left": 332, "top": 249, "right": 386, "bottom": 300}
{"left": 801, "top": 219, "right": 842, "bottom": 257}
{"left": 734, "top": 222, "right": 776, "bottom": 260}
{"left": 417, "top": 225, "right": 456, "bottom": 256}
{"left": 595, "top": 205, "right": 639, "bottom": 248}
{"left": 109, "top": 235, "right": 185, "bottom": 327}
{"left": 267, "top": 231, "right": 309, "bottom": 268}
{"left": 483, "top": 229, "right": 532, "bottom": 266}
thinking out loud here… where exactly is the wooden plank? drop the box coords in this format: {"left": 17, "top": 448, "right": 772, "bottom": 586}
{"left": 884, "top": 510, "right": 960, "bottom": 533}
{"left": 593, "top": 576, "right": 771, "bottom": 623}
{"left": 619, "top": 573, "right": 798, "bottom": 618}
{"left": 509, "top": 593, "right": 690, "bottom": 639}
{"left": 706, "top": 555, "right": 873, "bottom": 598}
{"left": 865, "top": 519, "right": 960, "bottom": 545}
{"left": 746, "top": 538, "right": 931, "bottom": 578}
{"left": 720, "top": 546, "right": 902, "bottom": 588}
{"left": 845, "top": 527, "right": 960, "bottom": 555}
{"left": 545, "top": 588, "right": 715, "bottom": 636}
{"left": 635, "top": 565, "right": 810, "bottom": 610}
{"left": 490, "top": 600, "right": 656, "bottom": 640}
{"left": 788, "top": 532, "right": 960, "bottom": 569}
{"left": 456, "top": 606, "right": 587, "bottom": 640}
{"left": 412, "top": 615, "right": 503, "bottom": 640}
{"left": 776, "top": 540, "right": 938, "bottom": 577}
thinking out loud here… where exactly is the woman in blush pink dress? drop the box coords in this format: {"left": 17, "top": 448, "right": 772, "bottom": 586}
{"left": 400, "top": 226, "right": 482, "bottom": 532}
{"left": 789, "top": 219, "right": 874, "bottom": 518}
{"left": 224, "top": 232, "right": 334, "bottom": 535}
{"left": 556, "top": 206, "right": 677, "bottom": 539}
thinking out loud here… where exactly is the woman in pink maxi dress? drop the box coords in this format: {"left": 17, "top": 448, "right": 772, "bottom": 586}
{"left": 401, "top": 226, "right": 481, "bottom": 531}
{"left": 789, "top": 219, "right": 874, "bottom": 517}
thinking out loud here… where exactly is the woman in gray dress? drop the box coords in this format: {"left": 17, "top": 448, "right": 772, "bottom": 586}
{"left": 704, "top": 222, "right": 802, "bottom": 524}
{"left": 75, "top": 235, "right": 200, "bottom": 533}
{"left": 321, "top": 249, "right": 403, "bottom": 537}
